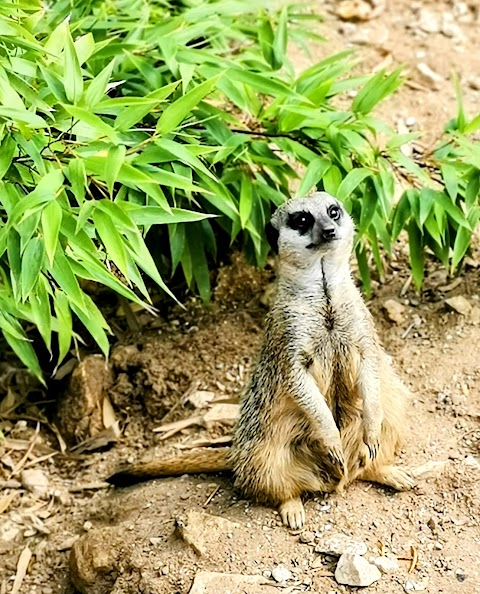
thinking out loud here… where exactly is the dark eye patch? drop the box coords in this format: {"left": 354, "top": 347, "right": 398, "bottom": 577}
{"left": 287, "top": 211, "right": 314, "bottom": 235}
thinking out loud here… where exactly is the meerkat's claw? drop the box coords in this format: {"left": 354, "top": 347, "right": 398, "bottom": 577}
{"left": 366, "top": 439, "right": 380, "bottom": 460}
{"left": 327, "top": 444, "right": 346, "bottom": 478}
{"left": 279, "top": 498, "right": 305, "bottom": 529}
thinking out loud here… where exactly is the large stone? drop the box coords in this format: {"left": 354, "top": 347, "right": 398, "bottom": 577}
{"left": 70, "top": 527, "right": 124, "bottom": 594}
{"left": 335, "top": 553, "right": 382, "bottom": 587}
{"left": 177, "top": 510, "right": 241, "bottom": 556}
{"left": 445, "top": 295, "right": 472, "bottom": 316}
{"left": 56, "top": 355, "right": 113, "bottom": 444}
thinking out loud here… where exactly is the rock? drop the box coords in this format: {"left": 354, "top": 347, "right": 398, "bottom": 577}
{"left": 56, "top": 355, "right": 113, "bottom": 444}
{"left": 404, "top": 579, "right": 428, "bottom": 591}
{"left": 463, "top": 455, "right": 480, "bottom": 470}
{"left": 373, "top": 555, "right": 399, "bottom": 574}
{"left": 176, "top": 510, "right": 241, "bottom": 556}
{"left": 20, "top": 469, "right": 50, "bottom": 499}
{"left": 189, "top": 571, "right": 276, "bottom": 594}
{"left": 187, "top": 390, "right": 215, "bottom": 409}
{"left": 417, "top": 8, "right": 440, "bottom": 33}
{"left": 70, "top": 527, "right": 124, "bottom": 594}
{"left": 417, "top": 62, "right": 443, "bottom": 90}
{"left": 271, "top": 565, "right": 292, "bottom": 583}
{"left": 445, "top": 295, "right": 472, "bottom": 316}
{"left": 442, "top": 21, "right": 462, "bottom": 38}
{"left": 336, "top": 0, "right": 377, "bottom": 21}
{"left": 383, "top": 299, "right": 406, "bottom": 324}
{"left": 316, "top": 533, "right": 367, "bottom": 557}
{"left": 335, "top": 553, "right": 381, "bottom": 587}
{"left": 469, "top": 306, "right": 480, "bottom": 324}
{"left": 0, "top": 520, "right": 21, "bottom": 543}
{"left": 455, "top": 568, "right": 467, "bottom": 582}
{"left": 468, "top": 77, "right": 480, "bottom": 91}
{"left": 299, "top": 530, "right": 315, "bottom": 544}
{"left": 412, "top": 460, "right": 449, "bottom": 479}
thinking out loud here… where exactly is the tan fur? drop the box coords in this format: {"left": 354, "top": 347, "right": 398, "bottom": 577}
{"left": 107, "top": 193, "right": 414, "bottom": 527}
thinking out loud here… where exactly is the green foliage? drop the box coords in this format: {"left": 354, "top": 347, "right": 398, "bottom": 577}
{"left": 0, "top": 0, "right": 478, "bottom": 379}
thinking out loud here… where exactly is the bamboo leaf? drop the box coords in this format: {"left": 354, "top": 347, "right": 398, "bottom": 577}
{"left": 157, "top": 76, "right": 219, "bottom": 135}
{"left": 64, "top": 28, "right": 83, "bottom": 104}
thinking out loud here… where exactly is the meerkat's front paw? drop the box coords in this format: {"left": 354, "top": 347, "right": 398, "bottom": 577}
{"left": 279, "top": 498, "right": 305, "bottom": 529}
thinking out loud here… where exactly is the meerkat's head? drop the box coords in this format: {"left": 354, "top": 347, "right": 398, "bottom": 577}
{"left": 266, "top": 192, "right": 354, "bottom": 270}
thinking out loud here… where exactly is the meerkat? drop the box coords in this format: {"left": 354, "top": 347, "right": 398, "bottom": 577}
{"left": 108, "top": 192, "right": 415, "bottom": 528}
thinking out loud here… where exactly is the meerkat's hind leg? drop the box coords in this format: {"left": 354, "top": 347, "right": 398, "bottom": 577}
{"left": 360, "top": 464, "right": 416, "bottom": 491}
{"left": 279, "top": 498, "right": 305, "bottom": 529}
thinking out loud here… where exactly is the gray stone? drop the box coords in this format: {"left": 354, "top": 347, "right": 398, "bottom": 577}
{"left": 335, "top": 553, "right": 381, "bottom": 587}
{"left": 383, "top": 299, "right": 406, "bottom": 324}
{"left": 271, "top": 564, "right": 292, "bottom": 583}
{"left": 445, "top": 295, "right": 472, "bottom": 316}
{"left": 373, "top": 555, "right": 399, "bottom": 574}
{"left": 418, "top": 9, "right": 440, "bottom": 33}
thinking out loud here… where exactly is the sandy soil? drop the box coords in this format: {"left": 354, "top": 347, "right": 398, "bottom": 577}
{"left": 1, "top": 1, "right": 480, "bottom": 593}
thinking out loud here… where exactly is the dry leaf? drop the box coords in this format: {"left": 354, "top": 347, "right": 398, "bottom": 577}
{"left": 102, "top": 393, "right": 117, "bottom": 429}
{"left": 0, "top": 388, "right": 21, "bottom": 415}
{"left": 153, "top": 403, "right": 240, "bottom": 441}
{"left": 0, "top": 493, "right": 16, "bottom": 514}
{"left": 11, "top": 545, "right": 32, "bottom": 594}
{"left": 70, "top": 422, "right": 120, "bottom": 454}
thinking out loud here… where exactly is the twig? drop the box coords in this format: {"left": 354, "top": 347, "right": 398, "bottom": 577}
{"left": 401, "top": 320, "right": 417, "bottom": 340}
{"left": 10, "top": 422, "right": 40, "bottom": 477}
{"left": 22, "top": 452, "right": 59, "bottom": 470}
{"left": 203, "top": 485, "right": 220, "bottom": 507}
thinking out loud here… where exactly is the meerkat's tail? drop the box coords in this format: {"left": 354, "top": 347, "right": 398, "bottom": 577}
{"left": 106, "top": 447, "right": 232, "bottom": 487}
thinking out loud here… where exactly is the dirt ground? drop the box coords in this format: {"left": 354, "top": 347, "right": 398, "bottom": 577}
{"left": 2, "top": 1, "right": 480, "bottom": 593}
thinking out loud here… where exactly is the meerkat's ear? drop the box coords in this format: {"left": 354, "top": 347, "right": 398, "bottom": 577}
{"left": 265, "top": 221, "right": 279, "bottom": 254}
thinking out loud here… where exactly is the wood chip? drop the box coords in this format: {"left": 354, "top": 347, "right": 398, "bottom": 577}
{"left": 11, "top": 545, "right": 32, "bottom": 594}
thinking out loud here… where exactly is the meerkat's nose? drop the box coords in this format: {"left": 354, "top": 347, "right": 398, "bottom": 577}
{"left": 321, "top": 227, "right": 336, "bottom": 241}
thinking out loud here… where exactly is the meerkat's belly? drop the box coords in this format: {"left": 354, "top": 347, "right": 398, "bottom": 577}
{"left": 309, "top": 337, "right": 362, "bottom": 422}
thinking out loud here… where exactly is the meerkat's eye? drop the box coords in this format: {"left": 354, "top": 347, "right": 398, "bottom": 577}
{"left": 287, "top": 211, "right": 315, "bottom": 235}
{"left": 328, "top": 205, "right": 341, "bottom": 221}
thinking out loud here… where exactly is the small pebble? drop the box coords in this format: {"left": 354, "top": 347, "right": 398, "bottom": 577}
{"left": 83, "top": 521, "right": 93, "bottom": 531}
{"left": 271, "top": 564, "right": 292, "bottom": 583}
{"left": 300, "top": 530, "right": 315, "bottom": 544}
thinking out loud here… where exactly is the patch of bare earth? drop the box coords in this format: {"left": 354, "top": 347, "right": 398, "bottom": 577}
{"left": 2, "top": 2, "right": 480, "bottom": 593}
